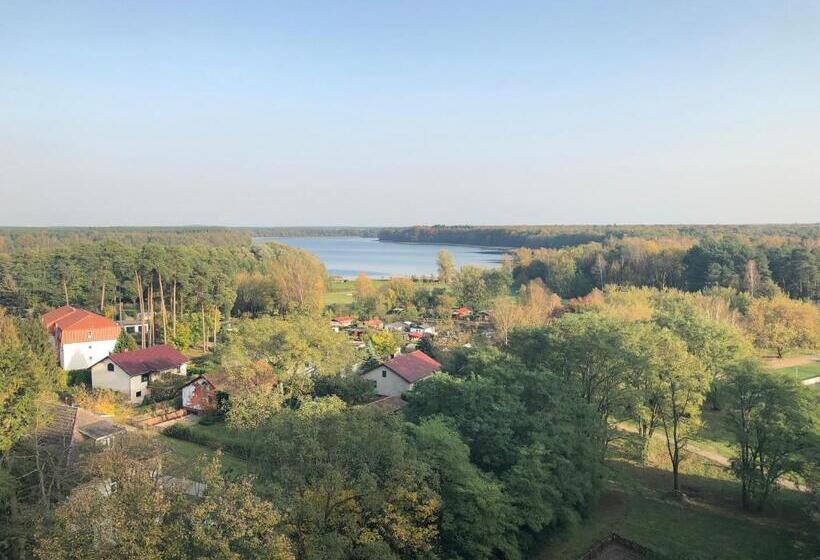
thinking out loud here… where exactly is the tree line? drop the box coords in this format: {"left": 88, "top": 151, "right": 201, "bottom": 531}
{"left": 510, "top": 235, "right": 818, "bottom": 301}
{"left": 379, "top": 223, "right": 820, "bottom": 249}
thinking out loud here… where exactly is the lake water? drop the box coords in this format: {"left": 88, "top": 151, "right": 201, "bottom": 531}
{"left": 255, "top": 237, "right": 504, "bottom": 278}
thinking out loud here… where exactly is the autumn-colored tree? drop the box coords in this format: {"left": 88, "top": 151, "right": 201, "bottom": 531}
{"left": 352, "top": 272, "right": 379, "bottom": 317}
{"left": 746, "top": 294, "right": 819, "bottom": 357}
{"left": 267, "top": 248, "right": 325, "bottom": 315}
{"left": 437, "top": 250, "right": 456, "bottom": 284}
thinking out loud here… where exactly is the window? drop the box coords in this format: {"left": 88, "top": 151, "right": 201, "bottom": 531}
{"left": 88, "top": 345, "right": 92, "bottom": 349}
{"left": 107, "top": 363, "right": 114, "bottom": 372}
{"left": 382, "top": 369, "right": 387, "bottom": 378}
{"left": 135, "top": 391, "right": 142, "bottom": 398}
{"left": 141, "top": 374, "right": 149, "bottom": 383}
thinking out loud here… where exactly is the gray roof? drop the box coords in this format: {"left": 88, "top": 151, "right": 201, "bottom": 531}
{"left": 78, "top": 420, "right": 126, "bottom": 441}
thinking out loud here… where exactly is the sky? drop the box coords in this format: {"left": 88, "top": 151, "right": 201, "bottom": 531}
{"left": 1, "top": 1, "right": 819, "bottom": 227}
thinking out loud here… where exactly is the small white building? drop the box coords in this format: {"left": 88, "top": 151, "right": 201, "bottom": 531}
{"left": 91, "top": 344, "right": 188, "bottom": 404}
{"left": 41, "top": 306, "right": 121, "bottom": 370}
{"left": 361, "top": 350, "right": 441, "bottom": 397}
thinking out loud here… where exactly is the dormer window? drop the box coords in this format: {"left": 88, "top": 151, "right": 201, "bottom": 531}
{"left": 87, "top": 331, "right": 92, "bottom": 339}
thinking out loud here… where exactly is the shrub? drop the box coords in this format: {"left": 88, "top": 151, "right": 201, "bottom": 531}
{"left": 67, "top": 368, "right": 91, "bottom": 387}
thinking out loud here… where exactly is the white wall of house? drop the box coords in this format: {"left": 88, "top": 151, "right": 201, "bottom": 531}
{"left": 91, "top": 359, "right": 154, "bottom": 404}
{"left": 61, "top": 339, "right": 117, "bottom": 371}
{"left": 361, "top": 366, "right": 412, "bottom": 397}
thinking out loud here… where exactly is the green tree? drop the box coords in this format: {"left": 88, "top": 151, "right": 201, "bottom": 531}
{"left": 411, "top": 417, "right": 518, "bottom": 560}
{"left": 250, "top": 408, "right": 440, "bottom": 560}
{"left": 113, "top": 330, "right": 137, "bottom": 353}
{"left": 654, "top": 334, "right": 707, "bottom": 494}
{"left": 217, "top": 316, "right": 356, "bottom": 399}
{"left": 724, "top": 360, "right": 815, "bottom": 511}
{"left": 366, "top": 330, "right": 400, "bottom": 358}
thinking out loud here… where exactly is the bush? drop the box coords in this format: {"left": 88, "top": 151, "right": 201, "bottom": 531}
{"left": 67, "top": 368, "right": 91, "bottom": 387}
{"left": 313, "top": 374, "right": 377, "bottom": 405}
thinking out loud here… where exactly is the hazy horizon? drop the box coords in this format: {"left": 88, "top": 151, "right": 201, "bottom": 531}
{"left": 2, "top": 1, "right": 819, "bottom": 226}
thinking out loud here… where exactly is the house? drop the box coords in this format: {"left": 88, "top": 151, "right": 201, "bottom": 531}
{"left": 91, "top": 344, "right": 188, "bottom": 404}
{"left": 453, "top": 306, "right": 472, "bottom": 319}
{"left": 42, "top": 306, "right": 121, "bottom": 370}
{"left": 360, "top": 350, "right": 441, "bottom": 397}
{"left": 38, "top": 403, "right": 125, "bottom": 451}
{"left": 384, "top": 321, "right": 406, "bottom": 332}
{"left": 331, "top": 315, "right": 355, "bottom": 329}
{"left": 180, "top": 376, "right": 218, "bottom": 413}
{"left": 78, "top": 420, "right": 126, "bottom": 446}
{"left": 362, "top": 318, "right": 384, "bottom": 330}
{"left": 409, "top": 323, "right": 436, "bottom": 336}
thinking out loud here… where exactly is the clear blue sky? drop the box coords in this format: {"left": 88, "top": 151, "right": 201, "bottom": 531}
{"left": 1, "top": 1, "right": 818, "bottom": 226}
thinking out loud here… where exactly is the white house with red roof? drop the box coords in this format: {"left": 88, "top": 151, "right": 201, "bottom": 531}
{"left": 90, "top": 344, "right": 188, "bottom": 404}
{"left": 361, "top": 350, "right": 441, "bottom": 397}
{"left": 42, "top": 306, "right": 121, "bottom": 370}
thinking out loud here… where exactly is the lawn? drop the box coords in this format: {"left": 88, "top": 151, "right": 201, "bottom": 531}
{"left": 325, "top": 278, "right": 445, "bottom": 308}
{"left": 159, "top": 434, "right": 251, "bottom": 476}
{"left": 536, "top": 431, "right": 818, "bottom": 560}
{"left": 774, "top": 360, "right": 820, "bottom": 382}
{"left": 159, "top": 421, "right": 256, "bottom": 477}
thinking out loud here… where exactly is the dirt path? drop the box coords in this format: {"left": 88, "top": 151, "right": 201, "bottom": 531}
{"left": 617, "top": 424, "right": 803, "bottom": 491}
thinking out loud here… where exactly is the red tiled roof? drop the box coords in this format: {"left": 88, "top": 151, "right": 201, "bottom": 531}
{"left": 383, "top": 350, "right": 441, "bottom": 384}
{"left": 102, "top": 344, "right": 188, "bottom": 377}
{"left": 42, "top": 306, "right": 120, "bottom": 343}
{"left": 454, "top": 306, "right": 472, "bottom": 317}
{"left": 333, "top": 315, "right": 354, "bottom": 323}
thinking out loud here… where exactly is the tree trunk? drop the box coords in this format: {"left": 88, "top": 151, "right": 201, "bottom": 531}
{"left": 201, "top": 304, "right": 207, "bottom": 352}
{"left": 172, "top": 280, "right": 177, "bottom": 337}
{"left": 62, "top": 279, "right": 69, "bottom": 306}
{"left": 148, "top": 282, "right": 155, "bottom": 346}
{"left": 158, "top": 271, "right": 168, "bottom": 345}
{"left": 100, "top": 280, "right": 106, "bottom": 312}
{"left": 136, "top": 272, "right": 146, "bottom": 348}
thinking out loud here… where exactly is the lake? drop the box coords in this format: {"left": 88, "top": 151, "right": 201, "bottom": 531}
{"left": 254, "top": 237, "right": 504, "bottom": 278}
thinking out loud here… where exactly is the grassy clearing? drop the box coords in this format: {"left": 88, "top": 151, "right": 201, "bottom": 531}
{"left": 159, "top": 434, "right": 250, "bottom": 476}
{"left": 325, "top": 278, "right": 445, "bottom": 308}
{"left": 773, "top": 360, "right": 820, "bottom": 382}
{"left": 537, "top": 431, "right": 817, "bottom": 560}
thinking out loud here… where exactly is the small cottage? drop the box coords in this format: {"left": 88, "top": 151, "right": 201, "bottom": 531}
{"left": 360, "top": 350, "right": 441, "bottom": 397}
{"left": 91, "top": 344, "right": 188, "bottom": 404}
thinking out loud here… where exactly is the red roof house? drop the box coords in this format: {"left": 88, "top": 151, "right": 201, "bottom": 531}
{"left": 99, "top": 344, "right": 188, "bottom": 377}
{"left": 361, "top": 350, "right": 441, "bottom": 397}
{"left": 42, "top": 306, "right": 121, "bottom": 370}
{"left": 453, "top": 306, "right": 472, "bottom": 319}
{"left": 331, "top": 315, "right": 355, "bottom": 328}
{"left": 90, "top": 344, "right": 189, "bottom": 404}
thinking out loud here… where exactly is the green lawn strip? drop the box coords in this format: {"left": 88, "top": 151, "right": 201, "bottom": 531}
{"left": 774, "top": 360, "right": 820, "bottom": 381}
{"left": 159, "top": 434, "right": 250, "bottom": 476}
